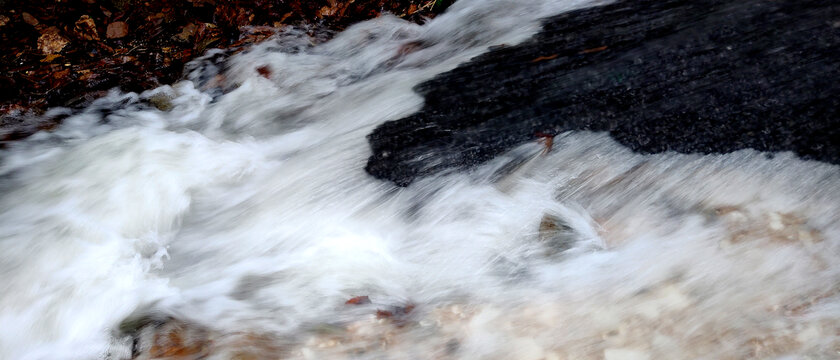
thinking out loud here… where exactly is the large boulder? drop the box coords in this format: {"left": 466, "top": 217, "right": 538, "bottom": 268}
{"left": 366, "top": 0, "right": 840, "bottom": 186}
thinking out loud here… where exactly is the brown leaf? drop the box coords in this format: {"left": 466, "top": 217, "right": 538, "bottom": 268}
{"left": 278, "top": 12, "right": 293, "bottom": 24}
{"left": 375, "top": 302, "right": 416, "bottom": 325}
{"left": 51, "top": 69, "right": 70, "bottom": 81}
{"left": 106, "top": 21, "right": 128, "bottom": 39}
{"left": 188, "top": 0, "right": 213, "bottom": 7}
{"left": 579, "top": 45, "right": 608, "bottom": 54}
{"left": 40, "top": 54, "right": 61, "bottom": 63}
{"left": 193, "top": 22, "right": 220, "bottom": 44}
{"left": 535, "top": 132, "right": 555, "bottom": 154}
{"left": 174, "top": 23, "right": 197, "bottom": 42}
{"left": 47, "top": 69, "right": 71, "bottom": 90}
{"left": 74, "top": 15, "right": 100, "bottom": 41}
{"left": 256, "top": 65, "right": 272, "bottom": 79}
{"left": 401, "top": 304, "right": 416, "bottom": 314}
{"left": 531, "top": 54, "right": 559, "bottom": 63}
{"left": 22, "top": 12, "right": 39, "bottom": 26}
{"left": 147, "top": 319, "right": 211, "bottom": 358}
{"left": 38, "top": 27, "right": 70, "bottom": 55}
{"left": 345, "top": 295, "right": 371, "bottom": 305}
{"left": 77, "top": 70, "right": 95, "bottom": 81}
{"left": 318, "top": 0, "right": 343, "bottom": 18}
{"left": 118, "top": 55, "right": 137, "bottom": 64}
{"left": 195, "top": 22, "right": 218, "bottom": 34}
{"left": 0, "top": 15, "right": 10, "bottom": 27}
{"left": 318, "top": 6, "right": 334, "bottom": 17}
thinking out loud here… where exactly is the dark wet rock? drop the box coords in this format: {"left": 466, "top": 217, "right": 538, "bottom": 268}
{"left": 0, "top": 109, "right": 66, "bottom": 142}
{"left": 118, "top": 314, "right": 212, "bottom": 360}
{"left": 538, "top": 214, "right": 576, "bottom": 256}
{"left": 366, "top": 0, "right": 840, "bottom": 186}
{"left": 147, "top": 93, "right": 174, "bottom": 112}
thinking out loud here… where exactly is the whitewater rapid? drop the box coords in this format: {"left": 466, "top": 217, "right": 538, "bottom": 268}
{"left": 1, "top": 0, "right": 838, "bottom": 359}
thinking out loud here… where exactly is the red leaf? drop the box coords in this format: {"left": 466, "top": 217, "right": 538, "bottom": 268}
{"left": 345, "top": 296, "right": 371, "bottom": 305}
{"left": 256, "top": 65, "right": 271, "bottom": 79}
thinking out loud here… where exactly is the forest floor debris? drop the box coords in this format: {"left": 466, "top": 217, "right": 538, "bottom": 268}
{"left": 0, "top": 0, "right": 454, "bottom": 139}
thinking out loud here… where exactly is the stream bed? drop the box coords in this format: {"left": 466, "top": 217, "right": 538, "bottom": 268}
{"left": 0, "top": 0, "right": 838, "bottom": 359}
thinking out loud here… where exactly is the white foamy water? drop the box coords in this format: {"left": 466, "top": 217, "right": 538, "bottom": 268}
{"left": 1, "top": 1, "right": 838, "bottom": 359}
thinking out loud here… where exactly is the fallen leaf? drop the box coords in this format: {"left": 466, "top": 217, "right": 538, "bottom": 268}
{"left": 106, "top": 21, "right": 128, "bottom": 39}
{"left": 375, "top": 302, "right": 415, "bottom": 321}
{"left": 22, "top": 12, "right": 39, "bottom": 26}
{"left": 174, "top": 23, "right": 196, "bottom": 42}
{"left": 345, "top": 296, "right": 371, "bottom": 305}
{"left": 0, "top": 15, "right": 10, "bottom": 27}
{"left": 278, "top": 12, "right": 293, "bottom": 23}
{"left": 318, "top": 6, "right": 336, "bottom": 17}
{"left": 74, "top": 15, "right": 100, "bottom": 41}
{"left": 40, "top": 54, "right": 61, "bottom": 63}
{"left": 401, "top": 304, "right": 416, "bottom": 314}
{"left": 194, "top": 36, "right": 220, "bottom": 54}
{"left": 51, "top": 69, "right": 70, "bottom": 82}
{"left": 38, "top": 27, "right": 70, "bottom": 55}
{"left": 118, "top": 55, "right": 137, "bottom": 64}
{"left": 256, "top": 65, "right": 271, "bottom": 79}
{"left": 579, "top": 45, "right": 608, "bottom": 54}
{"left": 531, "top": 54, "right": 559, "bottom": 63}
{"left": 535, "top": 131, "right": 555, "bottom": 154}
{"left": 77, "top": 70, "right": 94, "bottom": 81}
{"left": 147, "top": 319, "right": 210, "bottom": 358}
{"left": 318, "top": 0, "right": 344, "bottom": 18}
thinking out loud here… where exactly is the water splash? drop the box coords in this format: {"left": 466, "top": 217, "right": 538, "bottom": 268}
{"left": 0, "top": 0, "right": 838, "bottom": 359}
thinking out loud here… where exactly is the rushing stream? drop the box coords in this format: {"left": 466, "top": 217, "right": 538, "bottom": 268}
{"left": 1, "top": 0, "right": 839, "bottom": 359}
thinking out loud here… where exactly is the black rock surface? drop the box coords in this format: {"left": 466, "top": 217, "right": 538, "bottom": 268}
{"left": 366, "top": 0, "right": 840, "bottom": 186}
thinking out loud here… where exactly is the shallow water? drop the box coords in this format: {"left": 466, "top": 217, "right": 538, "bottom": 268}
{"left": 1, "top": 1, "right": 838, "bottom": 359}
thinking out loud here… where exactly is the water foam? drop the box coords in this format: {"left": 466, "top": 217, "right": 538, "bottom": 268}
{"left": 0, "top": 0, "right": 837, "bottom": 358}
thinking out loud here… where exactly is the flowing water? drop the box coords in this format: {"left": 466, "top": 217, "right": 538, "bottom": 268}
{"left": 1, "top": 0, "right": 838, "bottom": 359}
